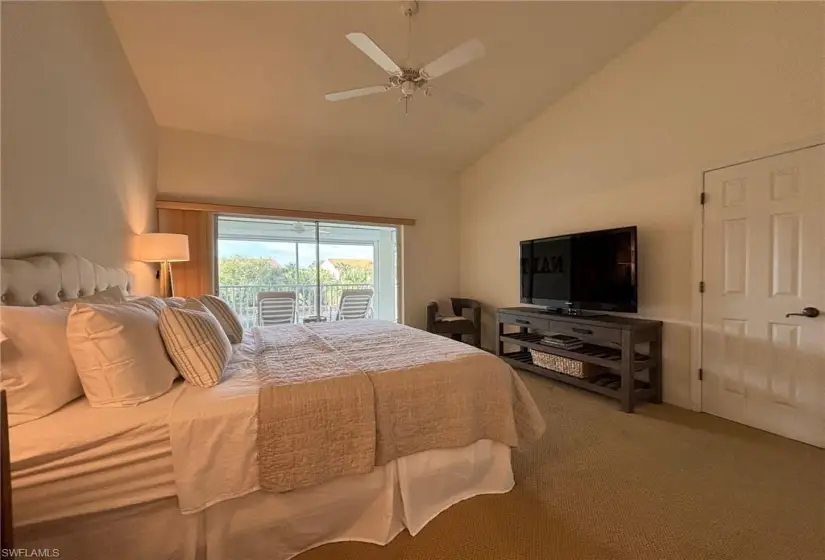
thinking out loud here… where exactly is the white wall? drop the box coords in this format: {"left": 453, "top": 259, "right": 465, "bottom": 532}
{"left": 157, "top": 127, "right": 460, "bottom": 328}
{"left": 459, "top": 3, "right": 825, "bottom": 409}
{"left": 1, "top": 2, "right": 158, "bottom": 292}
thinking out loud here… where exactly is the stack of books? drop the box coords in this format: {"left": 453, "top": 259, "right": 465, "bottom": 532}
{"left": 539, "top": 334, "right": 583, "bottom": 351}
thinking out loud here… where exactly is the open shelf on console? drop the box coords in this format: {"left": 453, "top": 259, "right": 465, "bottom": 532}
{"left": 499, "top": 332, "right": 652, "bottom": 372}
{"left": 497, "top": 307, "right": 662, "bottom": 412}
{"left": 501, "top": 351, "right": 654, "bottom": 402}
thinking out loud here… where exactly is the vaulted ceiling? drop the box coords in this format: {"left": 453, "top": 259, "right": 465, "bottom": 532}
{"left": 106, "top": 1, "right": 680, "bottom": 170}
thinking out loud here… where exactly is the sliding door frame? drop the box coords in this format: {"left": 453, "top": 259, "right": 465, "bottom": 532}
{"left": 211, "top": 213, "right": 220, "bottom": 295}
{"left": 213, "top": 213, "right": 403, "bottom": 324}
{"left": 158, "top": 199, "right": 414, "bottom": 226}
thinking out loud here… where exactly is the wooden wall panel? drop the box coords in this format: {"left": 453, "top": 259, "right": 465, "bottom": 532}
{"left": 158, "top": 209, "right": 214, "bottom": 297}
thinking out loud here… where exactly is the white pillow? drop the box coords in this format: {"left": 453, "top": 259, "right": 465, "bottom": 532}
{"left": 66, "top": 302, "right": 179, "bottom": 407}
{"left": 159, "top": 299, "right": 231, "bottom": 388}
{"left": 0, "top": 305, "right": 82, "bottom": 426}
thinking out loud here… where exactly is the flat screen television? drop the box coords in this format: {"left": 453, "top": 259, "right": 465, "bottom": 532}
{"left": 520, "top": 226, "right": 637, "bottom": 313}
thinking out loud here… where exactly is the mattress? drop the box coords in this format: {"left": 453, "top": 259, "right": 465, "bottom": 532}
{"left": 11, "top": 327, "right": 531, "bottom": 538}
{"left": 11, "top": 372, "right": 516, "bottom": 535}
{"left": 11, "top": 333, "right": 259, "bottom": 525}
{"left": 169, "top": 324, "right": 543, "bottom": 512}
{"left": 17, "top": 439, "right": 514, "bottom": 560}
{"left": 10, "top": 381, "right": 184, "bottom": 526}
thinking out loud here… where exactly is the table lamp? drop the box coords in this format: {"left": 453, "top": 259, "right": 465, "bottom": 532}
{"left": 135, "top": 233, "right": 190, "bottom": 297}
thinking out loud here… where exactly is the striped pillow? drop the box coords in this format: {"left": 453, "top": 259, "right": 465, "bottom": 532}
{"left": 128, "top": 296, "right": 168, "bottom": 316}
{"left": 159, "top": 299, "right": 232, "bottom": 388}
{"left": 198, "top": 295, "right": 243, "bottom": 343}
{"left": 164, "top": 297, "right": 186, "bottom": 308}
{"left": 121, "top": 296, "right": 182, "bottom": 316}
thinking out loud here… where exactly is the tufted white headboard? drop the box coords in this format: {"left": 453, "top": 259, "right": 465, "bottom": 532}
{"left": 0, "top": 253, "right": 133, "bottom": 307}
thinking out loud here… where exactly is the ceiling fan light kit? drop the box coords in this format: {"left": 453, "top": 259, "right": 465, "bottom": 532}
{"left": 324, "top": 0, "right": 485, "bottom": 115}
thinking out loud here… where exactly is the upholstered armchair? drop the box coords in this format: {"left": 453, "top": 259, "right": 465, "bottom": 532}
{"left": 426, "top": 298, "right": 481, "bottom": 348}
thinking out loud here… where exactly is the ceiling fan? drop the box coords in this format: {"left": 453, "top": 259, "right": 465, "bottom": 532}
{"left": 324, "top": 1, "right": 485, "bottom": 114}
{"left": 292, "top": 223, "right": 331, "bottom": 235}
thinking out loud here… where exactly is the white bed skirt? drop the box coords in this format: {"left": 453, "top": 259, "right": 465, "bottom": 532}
{"left": 17, "top": 440, "right": 513, "bottom": 560}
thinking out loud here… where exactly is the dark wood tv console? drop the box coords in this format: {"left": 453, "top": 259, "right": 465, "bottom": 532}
{"left": 496, "top": 307, "right": 663, "bottom": 412}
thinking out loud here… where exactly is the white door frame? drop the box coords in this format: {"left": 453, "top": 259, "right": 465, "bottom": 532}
{"left": 691, "top": 134, "right": 825, "bottom": 412}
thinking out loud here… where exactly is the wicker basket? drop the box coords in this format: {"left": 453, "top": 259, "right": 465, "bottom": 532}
{"left": 528, "top": 348, "right": 601, "bottom": 379}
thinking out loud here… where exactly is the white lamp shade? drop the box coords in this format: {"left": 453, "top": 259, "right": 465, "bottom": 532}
{"left": 135, "top": 233, "right": 190, "bottom": 262}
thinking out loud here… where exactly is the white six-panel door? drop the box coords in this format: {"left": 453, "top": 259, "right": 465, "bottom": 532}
{"left": 702, "top": 144, "right": 824, "bottom": 448}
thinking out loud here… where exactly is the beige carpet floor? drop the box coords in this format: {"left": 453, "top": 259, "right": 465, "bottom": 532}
{"left": 298, "top": 371, "right": 825, "bottom": 560}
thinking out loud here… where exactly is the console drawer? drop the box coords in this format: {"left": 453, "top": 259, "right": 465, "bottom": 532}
{"left": 498, "top": 312, "right": 550, "bottom": 331}
{"left": 546, "top": 322, "right": 622, "bottom": 345}
{"left": 498, "top": 312, "right": 622, "bottom": 344}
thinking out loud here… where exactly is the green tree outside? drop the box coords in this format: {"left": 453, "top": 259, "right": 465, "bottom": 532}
{"left": 218, "top": 257, "right": 282, "bottom": 286}
{"left": 279, "top": 263, "right": 336, "bottom": 285}
{"left": 333, "top": 263, "right": 372, "bottom": 285}
{"left": 218, "top": 256, "right": 372, "bottom": 286}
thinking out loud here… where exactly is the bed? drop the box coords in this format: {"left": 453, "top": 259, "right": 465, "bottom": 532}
{"left": 2, "top": 253, "right": 545, "bottom": 560}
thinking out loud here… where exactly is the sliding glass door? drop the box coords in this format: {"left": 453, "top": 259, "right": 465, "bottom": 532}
{"left": 216, "top": 216, "right": 398, "bottom": 326}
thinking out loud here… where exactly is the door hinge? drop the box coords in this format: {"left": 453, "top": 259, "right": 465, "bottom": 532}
{"left": 700, "top": 192, "right": 707, "bottom": 205}
{"left": 699, "top": 281, "right": 705, "bottom": 293}
{"left": 698, "top": 368, "right": 704, "bottom": 381}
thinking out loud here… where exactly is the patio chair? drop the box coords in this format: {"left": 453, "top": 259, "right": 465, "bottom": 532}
{"left": 335, "top": 289, "right": 374, "bottom": 320}
{"left": 257, "top": 291, "right": 297, "bottom": 325}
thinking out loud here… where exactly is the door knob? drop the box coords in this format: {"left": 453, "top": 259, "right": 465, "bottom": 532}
{"left": 785, "top": 307, "right": 820, "bottom": 318}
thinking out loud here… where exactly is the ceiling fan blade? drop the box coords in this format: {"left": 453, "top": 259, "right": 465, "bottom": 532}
{"left": 421, "top": 39, "right": 485, "bottom": 80}
{"left": 435, "top": 89, "right": 484, "bottom": 113}
{"left": 346, "top": 32, "right": 402, "bottom": 75}
{"left": 325, "top": 85, "right": 390, "bottom": 102}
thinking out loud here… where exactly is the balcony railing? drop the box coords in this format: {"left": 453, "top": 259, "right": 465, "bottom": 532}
{"left": 218, "top": 283, "right": 373, "bottom": 327}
